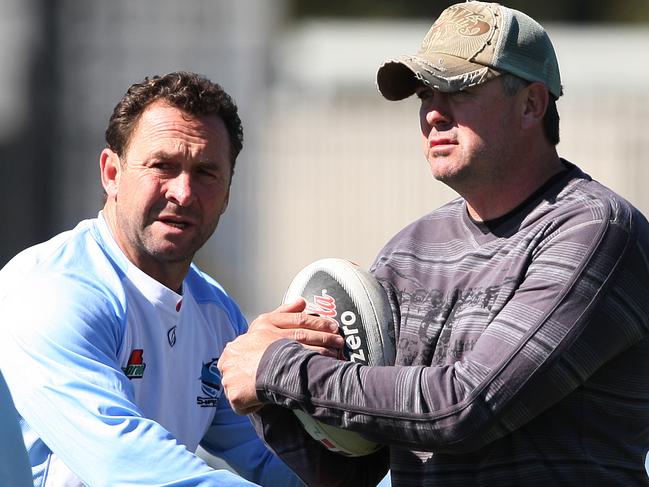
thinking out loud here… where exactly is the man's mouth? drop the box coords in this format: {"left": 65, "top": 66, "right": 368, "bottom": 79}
{"left": 429, "top": 137, "right": 457, "bottom": 148}
{"left": 157, "top": 215, "right": 194, "bottom": 229}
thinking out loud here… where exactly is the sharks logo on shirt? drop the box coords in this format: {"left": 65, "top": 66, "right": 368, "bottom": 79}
{"left": 196, "top": 357, "right": 222, "bottom": 407}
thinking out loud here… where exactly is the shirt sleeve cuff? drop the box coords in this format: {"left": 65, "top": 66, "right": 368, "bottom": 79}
{"left": 255, "top": 339, "right": 314, "bottom": 407}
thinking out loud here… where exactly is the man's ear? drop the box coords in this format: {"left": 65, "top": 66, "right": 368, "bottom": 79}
{"left": 100, "top": 148, "right": 121, "bottom": 199}
{"left": 521, "top": 82, "right": 549, "bottom": 131}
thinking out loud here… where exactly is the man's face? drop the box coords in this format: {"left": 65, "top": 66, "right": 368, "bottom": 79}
{"left": 416, "top": 77, "right": 521, "bottom": 191}
{"left": 103, "top": 101, "right": 232, "bottom": 284}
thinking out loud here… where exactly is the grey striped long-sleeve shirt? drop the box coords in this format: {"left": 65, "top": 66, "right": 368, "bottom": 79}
{"left": 253, "top": 162, "right": 649, "bottom": 486}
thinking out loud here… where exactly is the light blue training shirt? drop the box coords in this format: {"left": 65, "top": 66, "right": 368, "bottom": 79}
{"left": 0, "top": 213, "right": 302, "bottom": 487}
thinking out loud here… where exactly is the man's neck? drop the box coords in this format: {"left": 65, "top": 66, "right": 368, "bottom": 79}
{"left": 102, "top": 203, "right": 189, "bottom": 292}
{"left": 466, "top": 152, "right": 564, "bottom": 222}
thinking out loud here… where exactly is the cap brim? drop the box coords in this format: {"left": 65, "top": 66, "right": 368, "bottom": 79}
{"left": 376, "top": 54, "right": 500, "bottom": 101}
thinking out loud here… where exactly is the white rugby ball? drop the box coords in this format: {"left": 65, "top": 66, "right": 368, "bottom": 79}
{"left": 283, "top": 258, "right": 395, "bottom": 456}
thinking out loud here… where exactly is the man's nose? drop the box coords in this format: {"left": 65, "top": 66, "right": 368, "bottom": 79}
{"left": 166, "top": 172, "right": 195, "bottom": 207}
{"left": 424, "top": 103, "right": 452, "bottom": 129}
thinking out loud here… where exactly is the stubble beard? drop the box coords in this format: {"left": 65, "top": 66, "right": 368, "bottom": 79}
{"left": 428, "top": 139, "right": 506, "bottom": 195}
{"left": 140, "top": 219, "right": 218, "bottom": 264}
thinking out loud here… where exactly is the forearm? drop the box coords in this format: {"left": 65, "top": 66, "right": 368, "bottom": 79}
{"left": 13, "top": 385, "right": 256, "bottom": 486}
{"left": 257, "top": 339, "right": 473, "bottom": 451}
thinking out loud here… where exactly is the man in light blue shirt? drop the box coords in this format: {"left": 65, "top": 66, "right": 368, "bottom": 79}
{"left": 0, "top": 71, "right": 342, "bottom": 486}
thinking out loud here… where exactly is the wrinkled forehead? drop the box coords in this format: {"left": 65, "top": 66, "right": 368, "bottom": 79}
{"left": 124, "top": 101, "right": 232, "bottom": 162}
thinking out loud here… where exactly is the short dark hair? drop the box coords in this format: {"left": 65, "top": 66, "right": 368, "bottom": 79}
{"left": 105, "top": 71, "right": 244, "bottom": 172}
{"left": 500, "top": 73, "right": 560, "bottom": 146}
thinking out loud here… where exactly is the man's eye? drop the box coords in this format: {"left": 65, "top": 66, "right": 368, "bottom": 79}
{"left": 152, "top": 162, "right": 173, "bottom": 171}
{"left": 200, "top": 169, "right": 217, "bottom": 178}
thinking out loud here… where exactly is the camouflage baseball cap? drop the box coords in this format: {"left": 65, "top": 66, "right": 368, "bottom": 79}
{"left": 376, "top": 2, "right": 562, "bottom": 100}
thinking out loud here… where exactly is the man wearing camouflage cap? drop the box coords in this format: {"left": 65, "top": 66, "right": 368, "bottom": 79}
{"left": 219, "top": 2, "right": 649, "bottom": 484}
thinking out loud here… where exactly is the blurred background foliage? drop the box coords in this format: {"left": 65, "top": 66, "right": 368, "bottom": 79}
{"left": 288, "top": 0, "right": 649, "bottom": 23}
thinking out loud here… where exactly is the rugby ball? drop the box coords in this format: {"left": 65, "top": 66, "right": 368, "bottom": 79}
{"left": 283, "top": 258, "right": 395, "bottom": 456}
